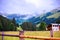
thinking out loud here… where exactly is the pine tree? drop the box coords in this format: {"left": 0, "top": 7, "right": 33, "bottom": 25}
{"left": 38, "top": 21, "right": 47, "bottom": 31}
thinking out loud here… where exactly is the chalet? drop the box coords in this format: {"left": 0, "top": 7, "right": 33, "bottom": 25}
{"left": 47, "top": 23, "right": 60, "bottom": 31}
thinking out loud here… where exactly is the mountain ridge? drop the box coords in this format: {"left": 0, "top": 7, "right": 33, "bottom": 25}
{"left": 0, "top": 7, "right": 60, "bottom": 25}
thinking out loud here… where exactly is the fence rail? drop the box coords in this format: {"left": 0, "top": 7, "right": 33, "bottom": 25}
{"left": 0, "top": 31, "right": 60, "bottom": 40}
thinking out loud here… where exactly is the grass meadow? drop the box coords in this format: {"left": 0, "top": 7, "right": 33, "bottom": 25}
{"left": 0, "top": 31, "right": 60, "bottom": 40}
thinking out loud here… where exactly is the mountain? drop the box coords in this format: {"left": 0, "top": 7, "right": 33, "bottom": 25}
{"left": 5, "top": 7, "right": 60, "bottom": 25}
{"left": 51, "top": 7, "right": 60, "bottom": 13}
{"left": 7, "top": 14, "right": 27, "bottom": 19}
{"left": 27, "top": 7, "right": 60, "bottom": 25}
{"left": 0, "top": 15, "right": 18, "bottom": 31}
{"left": 27, "top": 12, "right": 53, "bottom": 24}
{"left": 6, "top": 14, "right": 28, "bottom": 25}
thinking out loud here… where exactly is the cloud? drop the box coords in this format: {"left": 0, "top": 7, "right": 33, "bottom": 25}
{"left": 0, "top": 0, "right": 60, "bottom": 17}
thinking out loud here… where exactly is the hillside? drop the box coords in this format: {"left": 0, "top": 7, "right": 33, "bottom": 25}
{"left": 35, "top": 8, "right": 60, "bottom": 26}
{"left": 0, "top": 15, "right": 18, "bottom": 31}
{"left": 47, "top": 12, "right": 60, "bottom": 18}
{"left": 3, "top": 7, "right": 60, "bottom": 25}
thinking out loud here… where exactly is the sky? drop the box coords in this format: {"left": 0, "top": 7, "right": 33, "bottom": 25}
{"left": 0, "top": 0, "right": 60, "bottom": 17}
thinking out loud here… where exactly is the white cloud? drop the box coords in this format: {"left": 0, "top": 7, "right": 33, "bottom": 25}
{"left": 25, "top": 0, "right": 40, "bottom": 8}
{"left": 0, "top": 0, "right": 60, "bottom": 17}
{"left": 25, "top": 0, "right": 54, "bottom": 8}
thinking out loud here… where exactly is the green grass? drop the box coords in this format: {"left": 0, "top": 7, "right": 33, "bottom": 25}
{"left": 53, "top": 31, "right": 60, "bottom": 37}
{"left": 4, "top": 36, "right": 19, "bottom": 40}
{"left": 0, "top": 36, "right": 2, "bottom": 40}
{"left": 0, "top": 31, "right": 60, "bottom": 40}
{"left": 0, "top": 31, "right": 19, "bottom": 40}
{"left": 17, "top": 26, "right": 23, "bottom": 31}
{"left": 47, "top": 12, "right": 60, "bottom": 18}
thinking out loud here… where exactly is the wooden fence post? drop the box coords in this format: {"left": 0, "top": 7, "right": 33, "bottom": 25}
{"left": 2, "top": 31, "right": 4, "bottom": 40}
{"left": 19, "top": 31, "right": 24, "bottom": 40}
{"left": 50, "top": 30, "right": 53, "bottom": 37}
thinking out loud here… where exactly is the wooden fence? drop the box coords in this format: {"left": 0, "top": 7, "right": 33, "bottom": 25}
{"left": 0, "top": 31, "right": 60, "bottom": 40}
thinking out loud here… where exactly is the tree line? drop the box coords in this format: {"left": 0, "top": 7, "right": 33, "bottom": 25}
{"left": 0, "top": 15, "right": 47, "bottom": 31}
{"left": 0, "top": 15, "right": 18, "bottom": 31}
{"left": 0, "top": 15, "right": 60, "bottom": 31}
{"left": 21, "top": 21, "right": 47, "bottom": 31}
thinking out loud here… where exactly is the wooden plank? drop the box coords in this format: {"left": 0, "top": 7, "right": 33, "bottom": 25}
{"left": 0, "top": 34, "right": 19, "bottom": 37}
{"left": 19, "top": 35, "right": 60, "bottom": 40}
{"left": 0, "top": 34, "right": 60, "bottom": 40}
